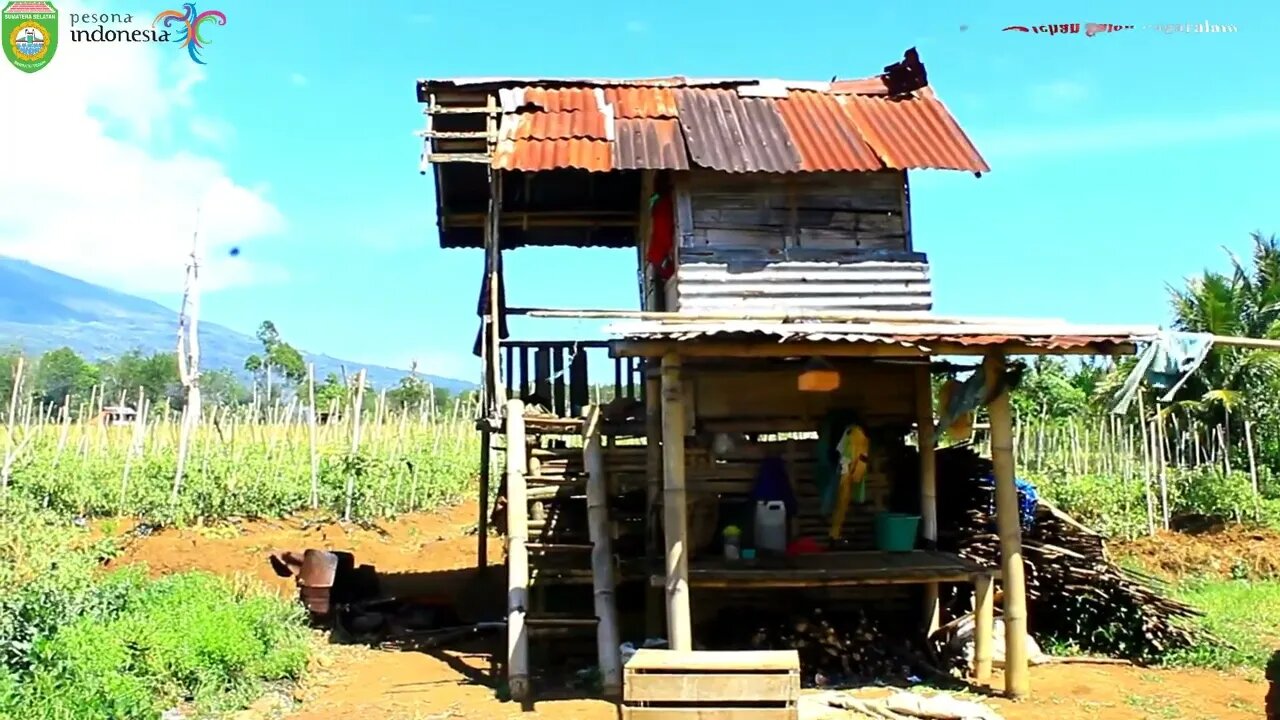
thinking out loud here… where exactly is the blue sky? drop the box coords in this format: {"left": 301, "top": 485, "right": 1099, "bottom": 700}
{"left": 4, "top": 0, "right": 1278, "bottom": 383}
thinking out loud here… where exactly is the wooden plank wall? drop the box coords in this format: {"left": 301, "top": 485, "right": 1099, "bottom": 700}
{"left": 671, "top": 169, "right": 932, "bottom": 313}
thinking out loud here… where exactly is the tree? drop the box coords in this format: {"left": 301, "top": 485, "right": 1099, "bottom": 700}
{"left": 32, "top": 347, "right": 98, "bottom": 407}
{"left": 100, "top": 350, "right": 184, "bottom": 407}
{"left": 244, "top": 320, "right": 307, "bottom": 401}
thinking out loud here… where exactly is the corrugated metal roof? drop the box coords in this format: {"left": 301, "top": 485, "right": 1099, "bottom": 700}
{"left": 839, "top": 89, "right": 990, "bottom": 172}
{"left": 775, "top": 91, "right": 882, "bottom": 172}
{"left": 614, "top": 118, "right": 689, "bottom": 170}
{"left": 604, "top": 318, "right": 1157, "bottom": 354}
{"left": 602, "top": 87, "right": 679, "bottom": 118}
{"left": 510, "top": 110, "right": 610, "bottom": 140}
{"left": 674, "top": 88, "right": 803, "bottom": 173}
{"left": 424, "top": 51, "right": 989, "bottom": 175}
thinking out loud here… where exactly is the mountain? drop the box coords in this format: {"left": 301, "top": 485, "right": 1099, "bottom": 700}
{"left": 0, "top": 256, "right": 474, "bottom": 393}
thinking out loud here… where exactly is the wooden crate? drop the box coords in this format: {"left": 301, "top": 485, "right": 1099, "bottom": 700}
{"left": 622, "top": 649, "right": 800, "bottom": 720}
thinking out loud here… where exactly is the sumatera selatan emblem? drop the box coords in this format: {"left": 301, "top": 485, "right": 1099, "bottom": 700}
{"left": 3, "top": 0, "right": 57, "bottom": 73}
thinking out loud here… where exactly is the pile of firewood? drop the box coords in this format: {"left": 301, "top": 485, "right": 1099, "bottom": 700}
{"left": 701, "top": 607, "right": 936, "bottom": 686}
{"left": 932, "top": 446, "right": 1202, "bottom": 661}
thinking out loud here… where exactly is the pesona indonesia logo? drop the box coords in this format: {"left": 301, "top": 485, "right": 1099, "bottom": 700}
{"left": 66, "top": 3, "right": 225, "bottom": 64}
{"left": 153, "top": 3, "right": 226, "bottom": 64}
{"left": 3, "top": 1, "right": 59, "bottom": 73}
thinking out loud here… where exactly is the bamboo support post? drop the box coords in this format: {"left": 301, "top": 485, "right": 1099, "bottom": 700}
{"left": 985, "top": 352, "right": 1029, "bottom": 699}
{"left": 1246, "top": 419, "right": 1261, "bottom": 519}
{"left": 644, "top": 365, "right": 665, "bottom": 637}
{"left": 914, "top": 364, "right": 939, "bottom": 635}
{"left": 973, "top": 573, "right": 994, "bottom": 682}
{"left": 505, "top": 400, "right": 530, "bottom": 703}
{"left": 660, "top": 353, "right": 692, "bottom": 651}
{"left": 583, "top": 406, "right": 622, "bottom": 696}
{"left": 478, "top": 428, "right": 491, "bottom": 569}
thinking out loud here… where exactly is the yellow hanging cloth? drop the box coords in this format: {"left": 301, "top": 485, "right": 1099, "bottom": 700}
{"left": 937, "top": 378, "right": 975, "bottom": 445}
{"left": 828, "top": 424, "right": 870, "bottom": 540}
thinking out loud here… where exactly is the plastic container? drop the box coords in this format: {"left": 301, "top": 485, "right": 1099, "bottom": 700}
{"left": 874, "top": 512, "right": 921, "bottom": 552}
{"left": 754, "top": 501, "right": 788, "bottom": 554}
{"left": 722, "top": 525, "right": 742, "bottom": 560}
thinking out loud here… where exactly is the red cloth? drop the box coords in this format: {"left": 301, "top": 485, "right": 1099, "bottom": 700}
{"left": 647, "top": 193, "right": 675, "bottom": 280}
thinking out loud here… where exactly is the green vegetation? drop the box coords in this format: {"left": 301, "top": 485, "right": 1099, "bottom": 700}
{"left": 1166, "top": 578, "right": 1280, "bottom": 672}
{"left": 0, "top": 502, "right": 310, "bottom": 719}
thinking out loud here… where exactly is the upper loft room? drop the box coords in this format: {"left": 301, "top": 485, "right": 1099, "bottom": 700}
{"left": 416, "top": 49, "right": 989, "bottom": 317}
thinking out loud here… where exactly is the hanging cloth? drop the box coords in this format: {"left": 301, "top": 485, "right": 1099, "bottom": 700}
{"left": 816, "top": 410, "right": 863, "bottom": 516}
{"left": 828, "top": 424, "right": 870, "bottom": 540}
{"left": 646, "top": 192, "right": 676, "bottom": 280}
{"left": 937, "top": 377, "right": 975, "bottom": 444}
{"left": 1110, "top": 331, "right": 1214, "bottom": 414}
{"left": 471, "top": 250, "right": 509, "bottom": 358}
{"left": 934, "top": 358, "right": 1022, "bottom": 445}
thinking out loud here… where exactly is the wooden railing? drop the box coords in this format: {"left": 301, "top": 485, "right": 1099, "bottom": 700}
{"left": 499, "top": 340, "right": 646, "bottom": 417}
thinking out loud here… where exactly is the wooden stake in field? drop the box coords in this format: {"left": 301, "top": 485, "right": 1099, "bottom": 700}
{"left": 1, "top": 356, "right": 31, "bottom": 495}
{"left": 307, "top": 363, "right": 320, "bottom": 509}
{"left": 172, "top": 209, "right": 204, "bottom": 504}
{"left": 343, "top": 369, "right": 367, "bottom": 521}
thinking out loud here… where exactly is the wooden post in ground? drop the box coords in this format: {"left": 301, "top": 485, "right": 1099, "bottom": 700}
{"left": 478, "top": 428, "right": 491, "bottom": 569}
{"left": 583, "top": 405, "right": 621, "bottom": 696}
{"left": 660, "top": 353, "right": 692, "bottom": 651}
{"left": 973, "top": 572, "right": 994, "bottom": 681}
{"left": 504, "top": 400, "right": 530, "bottom": 702}
{"left": 985, "top": 351, "right": 1029, "bottom": 699}
{"left": 914, "top": 364, "right": 940, "bottom": 635}
{"left": 644, "top": 364, "right": 665, "bottom": 637}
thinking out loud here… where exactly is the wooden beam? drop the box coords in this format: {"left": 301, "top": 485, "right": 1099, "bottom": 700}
{"left": 986, "top": 352, "right": 1029, "bottom": 699}
{"left": 504, "top": 400, "right": 531, "bottom": 703}
{"left": 477, "top": 429, "right": 491, "bottom": 570}
{"left": 914, "top": 364, "right": 939, "bottom": 635}
{"left": 611, "top": 340, "right": 1138, "bottom": 359}
{"left": 583, "top": 406, "right": 622, "bottom": 696}
{"left": 517, "top": 308, "right": 1073, "bottom": 326}
{"left": 660, "top": 353, "right": 692, "bottom": 651}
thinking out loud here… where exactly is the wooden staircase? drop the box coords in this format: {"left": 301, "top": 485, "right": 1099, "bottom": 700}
{"left": 504, "top": 402, "right": 622, "bottom": 702}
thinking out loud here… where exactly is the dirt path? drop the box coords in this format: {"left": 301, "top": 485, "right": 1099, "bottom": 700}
{"left": 108, "top": 504, "right": 1268, "bottom": 720}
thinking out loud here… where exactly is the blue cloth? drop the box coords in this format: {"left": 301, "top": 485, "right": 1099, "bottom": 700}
{"left": 1111, "top": 331, "right": 1214, "bottom": 414}
{"left": 977, "top": 475, "right": 1039, "bottom": 530}
{"left": 752, "top": 456, "right": 798, "bottom": 516}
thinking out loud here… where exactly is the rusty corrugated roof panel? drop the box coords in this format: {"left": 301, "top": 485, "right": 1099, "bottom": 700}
{"left": 493, "top": 138, "right": 614, "bottom": 172}
{"left": 602, "top": 87, "right": 679, "bottom": 118}
{"left": 775, "top": 92, "right": 882, "bottom": 172}
{"left": 613, "top": 118, "right": 689, "bottom": 170}
{"left": 674, "top": 89, "right": 802, "bottom": 173}
{"left": 839, "top": 89, "right": 989, "bottom": 172}
{"left": 512, "top": 87, "right": 601, "bottom": 113}
{"left": 511, "top": 110, "right": 610, "bottom": 140}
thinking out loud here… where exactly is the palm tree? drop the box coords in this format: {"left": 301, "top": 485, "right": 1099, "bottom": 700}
{"left": 1166, "top": 232, "right": 1280, "bottom": 465}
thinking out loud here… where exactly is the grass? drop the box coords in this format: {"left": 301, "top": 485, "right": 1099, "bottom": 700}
{"left": 0, "top": 502, "right": 312, "bottom": 720}
{"left": 1165, "top": 578, "right": 1280, "bottom": 673}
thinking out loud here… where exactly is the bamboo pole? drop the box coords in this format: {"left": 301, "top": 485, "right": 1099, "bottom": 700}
{"left": 914, "top": 365, "right": 939, "bottom": 635}
{"left": 973, "top": 573, "right": 994, "bottom": 681}
{"left": 1245, "top": 418, "right": 1261, "bottom": 520}
{"left": 660, "top": 352, "right": 692, "bottom": 651}
{"left": 307, "top": 364, "right": 320, "bottom": 509}
{"left": 344, "top": 369, "right": 367, "bottom": 522}
{"left": 1137, "top": 394, "right": 1156, "bottom": 536}
{"left": 985, "top": 352, "right": 1029, "bottom": 699}
{"left": 583, "top": 405, "right": 621, "bottom": 696}
{"left": 1155, "top": 406, "right": 1170, "bottom": 530}
{"left": 504, "top": 399, "right": 530, "bottom": 704}
{"left": 643, "top": 365, "right": 664, "bottom": 637}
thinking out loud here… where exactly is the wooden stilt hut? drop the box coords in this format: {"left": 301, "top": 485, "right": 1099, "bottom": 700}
{"left": 416, "top": 49, "right": 1156, "bottom": 705}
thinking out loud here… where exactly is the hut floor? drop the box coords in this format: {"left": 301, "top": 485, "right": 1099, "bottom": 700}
{"left": 651, "top": 550, "right": 994, "bottom": 589}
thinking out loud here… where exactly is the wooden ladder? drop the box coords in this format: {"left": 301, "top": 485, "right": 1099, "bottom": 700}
{"left": 420, "top": 92, "right": 500, "bottom": 166}
{"left": 505, "top": 401, "right": 622, "bottom": 702}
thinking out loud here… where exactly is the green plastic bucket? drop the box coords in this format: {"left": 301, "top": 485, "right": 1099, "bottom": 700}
{"left": 874, "top": 512, "right": 921, "bottom": 552}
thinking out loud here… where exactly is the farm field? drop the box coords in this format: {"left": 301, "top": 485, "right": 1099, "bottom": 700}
{"left": 3, "top": 346, "right": 1280, "bottom": 718}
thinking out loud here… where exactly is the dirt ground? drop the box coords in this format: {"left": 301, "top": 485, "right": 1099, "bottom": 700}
{"left": 106, "top": 503, "right": 1268, "bottom": 720}
{"left": 1115, "top": 524, "right": 1280, "bottom": 581}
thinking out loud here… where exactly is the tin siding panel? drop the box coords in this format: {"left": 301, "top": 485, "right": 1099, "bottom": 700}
{"left": 674, "top": 89, "right": 803, "bottom": 173}
{"left": 675, "top": 260, "right": 933, "bottom": 313}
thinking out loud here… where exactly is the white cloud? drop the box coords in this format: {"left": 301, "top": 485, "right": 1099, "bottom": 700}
{"left": 289, "top": 72, "right": 308, "bottom": 87}
{"left": 1028, "top": 79, "right": 1091, "bottom": 111}
{"left": 0, "top": 2, "right": 285, "bottom": 294}
{"left": 978, "top": 110, "right": 1280, "bottom": 159}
